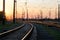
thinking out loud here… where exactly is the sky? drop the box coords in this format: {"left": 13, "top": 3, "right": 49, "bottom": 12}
{"left": 0, "top": 0, "right": 58, "bottom": 20}
{"left": 58, "top": 0, "right": 60, "bottom": 4}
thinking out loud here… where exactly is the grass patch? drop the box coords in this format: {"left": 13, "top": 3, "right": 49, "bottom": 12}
{"left": 0, "top": 22, "right": 22, "bottom": 32}
{"left": 35, "top": 23, "right": 60, "bottom": 40}
{"left": 42, "top": 25, "right": 60, "bottom": 40}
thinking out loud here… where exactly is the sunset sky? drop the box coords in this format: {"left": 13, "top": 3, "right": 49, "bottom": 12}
{"left": 0, "top": 0, "right": 58, "bottom": 20}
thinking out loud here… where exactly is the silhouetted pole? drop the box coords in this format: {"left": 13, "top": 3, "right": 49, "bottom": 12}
{"left": 16, "top": 0, "right": 17, "bottom": 19}
{"left": 3, "top": 0, "right": 5, "bottom": 25}
{"left": 22, "top": 11, "right": 25, "bottom": 20}
{"left": 27, "top": 7, "right": 28, "bottom": 21}
{"left": 40, "top": 10, "right": 43, "bottom": 19}
{"left": 25, "top": 0, "right": 28, "bottom": 21}
{"left": 13, "top": 0, "right": 16, "bottom": 23}
{"left": 55, "top": 8, "right": 57, "bottom": 19}
{"left": 49, "top": 8, "right": 51, "bottom": 19}
{"left": 37, "top": 14, "right": 39, "bottom": 20}
{"left": 22, "top": 6, "right": 25, "bottom": 21}
{"left": 22, "top": 12, "right": 23, "bottom": 20}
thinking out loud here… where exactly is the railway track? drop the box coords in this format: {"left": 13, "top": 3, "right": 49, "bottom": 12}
{"left": 0, "top": 24, "right": 25, "bottom": 37}
{"left": 32, "top": 22, "right": 60, "bottom": 40}
{"left": 0, "top": 23, "right": 34, "bottom": 40}
{"left": 21, "top": 23, "right": 34, "bottom": 40}
{"left": 29, "top": 21, "right": 60, "bottom": 28}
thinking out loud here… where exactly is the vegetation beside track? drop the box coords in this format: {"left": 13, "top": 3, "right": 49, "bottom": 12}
{"left": 34, "top": 23, "right": 60, "bottom": 40}
{"left": 0, "top": 22, "right": 23, "bottom": 33}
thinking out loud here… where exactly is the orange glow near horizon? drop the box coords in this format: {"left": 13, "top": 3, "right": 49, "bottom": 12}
{"left": 0, "top": 0, "right": 58, "bottom": 20}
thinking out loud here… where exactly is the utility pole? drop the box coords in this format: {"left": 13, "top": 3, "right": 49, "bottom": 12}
{"left": 16, "top": 0, "right": 17, "bottom": 19}
{"left": 25, "top": 0, "right": 28, "bottom": 21}
{"left": 13, "top": 0, "right": 16, "bottom": 23}
{"left": 40, "top": 10, "right": 43, "bottom": 19}
{"left": 22, "top": 11, "right": 25, "bottom": 20}
{"left": 37, "top": 14, "right": 40, "bottom": 21}
{"left": 55, "top": 8, "right": 57, "bottom": 19}
{"left": 3, "top": 0, "right": 5, "bottom": 25}
{"left": 22, "top": 5, "right": 25, "bottom": 21}
{"left": 49, "top": 8, "right": 51, "bottom": 19}
{"left": 37, "top": 14, "right": 39, "bottom": 20}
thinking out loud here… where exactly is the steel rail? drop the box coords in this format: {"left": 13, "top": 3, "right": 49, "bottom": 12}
{"left": 0, "top": 24, "right": 25, "bottom": 36}
{"left": 29, "top": 21, "right": 60, "bottom": 28}
{"left": 21, "top": 23, "right": 34, "bottom": 40}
